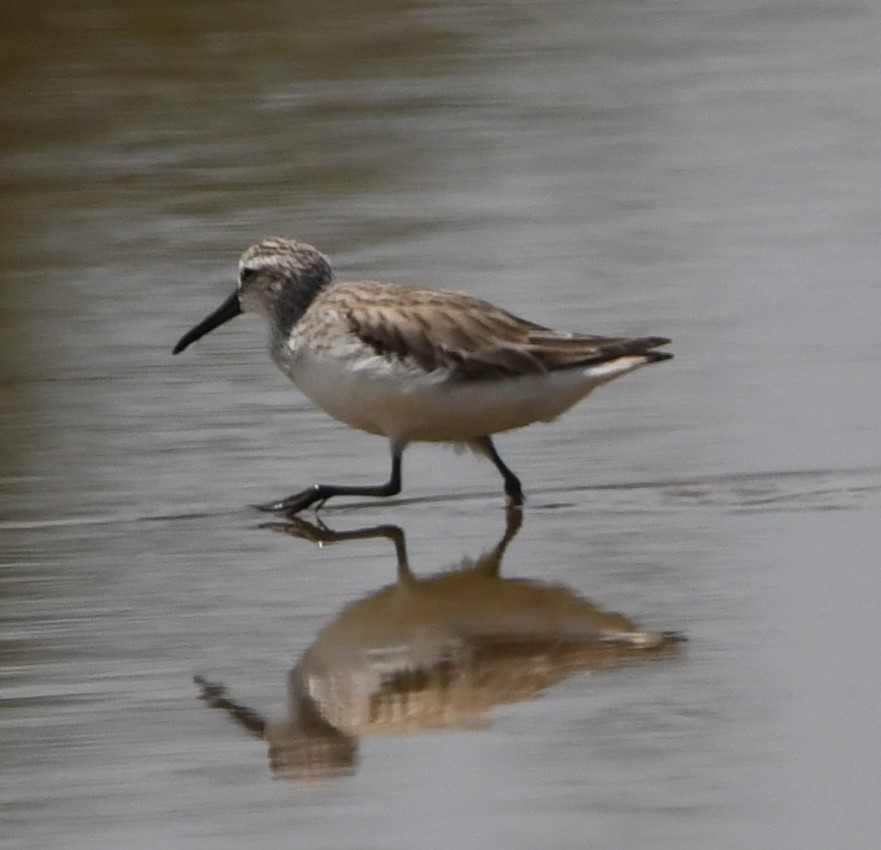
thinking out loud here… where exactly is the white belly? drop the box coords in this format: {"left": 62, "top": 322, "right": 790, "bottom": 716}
{"left": 277, "top": 346, "right": 649, "bottom": 445}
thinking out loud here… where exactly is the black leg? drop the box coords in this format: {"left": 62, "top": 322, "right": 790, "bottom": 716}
{"left": 256, "top": 445, "right": 403, "bottom": 513}
{"left": 472, "top": 436, "right": 524, "bottom": 506}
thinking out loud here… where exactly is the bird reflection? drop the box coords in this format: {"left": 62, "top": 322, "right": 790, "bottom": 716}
{"left": 194, "top": 509, "right": 682, "bottom": 781}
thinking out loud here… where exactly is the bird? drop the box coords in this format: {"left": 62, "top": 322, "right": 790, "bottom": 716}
{"left": 173, "top": 237, "right": 672, "bottom": 512}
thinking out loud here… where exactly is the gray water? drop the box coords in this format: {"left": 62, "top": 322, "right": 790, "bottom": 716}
{"left": 2, "top": 1, "right": 881, "bottom": 847}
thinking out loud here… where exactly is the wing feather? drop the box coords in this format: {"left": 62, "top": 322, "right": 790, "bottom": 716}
{"left": 321, "top": 283, "right": 670, "bottom": 380}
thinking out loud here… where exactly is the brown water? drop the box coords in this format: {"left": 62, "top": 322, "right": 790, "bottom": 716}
{"left": 2, "top": 1, "right": 881, "bottom": 848}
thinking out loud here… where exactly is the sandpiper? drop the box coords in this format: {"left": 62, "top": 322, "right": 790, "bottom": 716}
{"left": 173, "top": 237, "right": 672, "bottom": 512}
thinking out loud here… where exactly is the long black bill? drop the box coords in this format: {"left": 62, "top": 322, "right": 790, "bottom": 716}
{"left": 172, "top": 292, "right": 242, "bottom": 354}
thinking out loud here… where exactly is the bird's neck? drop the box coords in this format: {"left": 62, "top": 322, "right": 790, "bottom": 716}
{"left": 271, "top": 277, "right": 331, "bottom": 337}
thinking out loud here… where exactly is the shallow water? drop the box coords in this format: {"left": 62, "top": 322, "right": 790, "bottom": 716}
{"left": 2, "top": 1, "right": 881, "bottom": 848}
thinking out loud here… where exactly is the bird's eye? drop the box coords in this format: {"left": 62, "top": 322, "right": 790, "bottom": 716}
{"left": 240, "top": 267, "right": 257, "bottom": 282}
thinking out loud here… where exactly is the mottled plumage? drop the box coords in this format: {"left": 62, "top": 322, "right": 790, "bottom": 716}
{"left": 173, "top": 237, "right": 672, "bottom": 512}
{"left": 314, "top": 283, "right": 669, "bottom": 379}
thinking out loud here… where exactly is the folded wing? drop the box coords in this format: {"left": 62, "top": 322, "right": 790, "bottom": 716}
{"left": 334, "top": 284, "right": 671, "bottom": 380}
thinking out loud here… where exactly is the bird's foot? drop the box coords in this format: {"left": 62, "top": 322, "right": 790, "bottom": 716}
{"left": 504, "top": 483, "right": 525, "bottom": 508}
{"left": 254, "top": 485, "right": 325, "bottom": 514}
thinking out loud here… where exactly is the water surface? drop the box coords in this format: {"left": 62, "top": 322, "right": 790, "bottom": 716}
{"left": 2, "top": 1, "right": 881, "bottom": 848}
